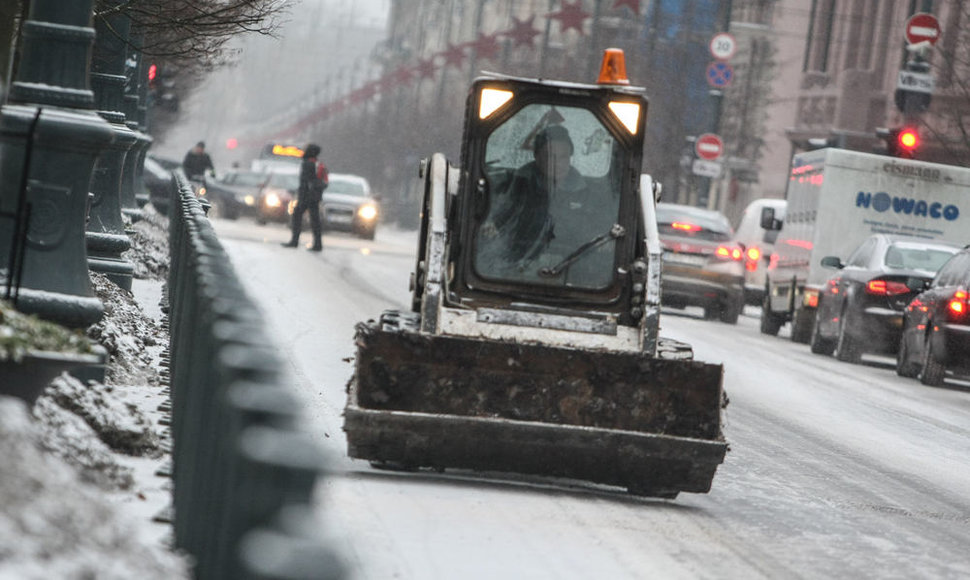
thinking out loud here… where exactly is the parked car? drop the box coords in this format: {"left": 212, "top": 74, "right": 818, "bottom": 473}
{"left": 321, "top": 173, "right": 380, "bottom": 239}
{"left": 204, "top": 169, "right": 268, "bottom": 220}
{"left": 255, "top": 170, "right": 300, "bottom": 225}
{"left": 810, "top": 234, "right": 960, "bottom": 363}
{"left": 656, "top": 202, "right": 745, "bottom": 323}
{"left": 732, "top": 198, "right": 786, "bottom": 305}
{"left": 896, "top": 245, "right": 970, "bottom": 385}
{"left": 144, "top": 156, "right": 174, "bottom": 215}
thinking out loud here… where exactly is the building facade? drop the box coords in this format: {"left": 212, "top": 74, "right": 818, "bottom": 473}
{"left": 729, "top": 0, "right": 969, "bottom": 223}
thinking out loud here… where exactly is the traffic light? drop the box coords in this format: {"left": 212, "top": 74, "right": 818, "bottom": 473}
{"left": 897, "top": 127, "right": 919, "bottom": 156}
{"left": 878, "top": 127, "right": 920, "bottom": 159}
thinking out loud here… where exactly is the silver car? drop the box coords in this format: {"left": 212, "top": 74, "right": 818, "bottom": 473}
{"left": 321, "top": 173, "right": 380, "bottom": 240}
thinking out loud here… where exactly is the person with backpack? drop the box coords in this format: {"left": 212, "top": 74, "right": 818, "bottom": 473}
{"left": 282, "top": 143, "right": 328, "bottom": 251}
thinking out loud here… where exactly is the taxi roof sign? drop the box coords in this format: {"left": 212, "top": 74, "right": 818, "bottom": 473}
{"left": 271, "top": 144, "right": 304, "bottom": 158}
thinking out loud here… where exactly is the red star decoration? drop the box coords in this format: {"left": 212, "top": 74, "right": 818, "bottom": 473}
{"left": 502, "top": 15, "right": 542, "bottom": 48}
{"left": 548, "top": 0, "right": 590, "bottom": 35}
{"left": 612, "top": 0, "right": 641, "bottom": 14}
{"left": 439, "top": 42, "right": 467, "bottom": 69}
{"left": 415, "top": 57, "right": 438, "bottom": 80}
{"left": 379, "top": 74, "right": 398, "bottom": 91}
{"left": 354, "top": 82, "right": 378, "bottom": 101}
{"left": 470, "top": 33, "right": 502, "bottom": 61}
{"left": 393, "top": 65, "right": 415, "bottom": 86}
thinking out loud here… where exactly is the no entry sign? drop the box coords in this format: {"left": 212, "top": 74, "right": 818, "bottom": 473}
{"left": 695, "top": 133, "right": 723, "bottom": 161}
{"left": 905, "top": 13, "right": 941, "bottom": 46}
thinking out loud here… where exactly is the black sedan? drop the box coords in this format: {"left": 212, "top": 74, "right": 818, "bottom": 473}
{"left": 255, "top": 170, "right": 300, "bottom": 225}
{"left": 656, "top": 203, "right": 745, "bottom": 324}
{"left": 144, "top": 156, "right": 174, "bottom": 215}
{"left": 204, "top": 169, "right": 269, "bottom": 220}
{"left": 897, "top": 245, "right": 970, "bottom": 386}
{"left": 810, "top": 234, "right": 959, "bottom": 363}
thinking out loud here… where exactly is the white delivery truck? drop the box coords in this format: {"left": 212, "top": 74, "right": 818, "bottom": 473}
{"left": 760, "top": 148, "right": 969, "bottom": 342}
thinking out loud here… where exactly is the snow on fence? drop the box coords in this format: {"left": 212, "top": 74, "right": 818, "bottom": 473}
{"left": 165, "top": 171, "right": 344, "bottom": 579}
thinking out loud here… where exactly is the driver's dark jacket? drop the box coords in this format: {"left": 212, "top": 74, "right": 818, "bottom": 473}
{"left": 488, "top": 161, "right": 587, "bottom": 261}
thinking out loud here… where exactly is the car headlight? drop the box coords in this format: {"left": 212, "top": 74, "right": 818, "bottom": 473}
{"left": 244, "top": 195, "right": 256, "bottom": 206}
{"left": 358, "top": 204, "right": 378, "bottom": 221}
{"left": 264, "top": 192, "right": 282, "bottom": 208}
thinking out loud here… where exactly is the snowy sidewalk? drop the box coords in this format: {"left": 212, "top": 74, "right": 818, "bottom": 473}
{"left": 0, "top": 206, "right": 190, "bottom": 579}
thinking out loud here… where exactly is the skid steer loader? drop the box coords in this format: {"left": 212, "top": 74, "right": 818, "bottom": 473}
{"left": 344, "top": 50, "right": 728, "bottom": 498}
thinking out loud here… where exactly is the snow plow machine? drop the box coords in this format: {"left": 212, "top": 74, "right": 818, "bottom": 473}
{"left": 345, "top": 50, "right": 727, "bottom": 498}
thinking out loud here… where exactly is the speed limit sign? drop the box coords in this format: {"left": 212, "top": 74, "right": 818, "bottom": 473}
{"left": 709, "top": 33, "right": 737, "bottom": 61}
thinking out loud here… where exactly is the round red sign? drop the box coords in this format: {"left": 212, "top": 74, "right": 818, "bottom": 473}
{"left": 695, "top": 133, "right": 723, "bottom": 161}
{"left": 905, "top": 12, "right": 941, "bottom": 46}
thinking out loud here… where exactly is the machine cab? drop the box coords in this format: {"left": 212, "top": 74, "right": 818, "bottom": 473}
{"left": 450, "top": 70, "right": 649, "bottom": 318}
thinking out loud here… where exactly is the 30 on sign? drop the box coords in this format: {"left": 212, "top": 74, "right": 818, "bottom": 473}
{"left": 709, "top": 33, "right": 737, "bottom": 60}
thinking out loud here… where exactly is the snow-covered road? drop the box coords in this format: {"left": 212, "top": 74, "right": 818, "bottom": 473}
{"left": 212, "top": 216, "right": 970, "bottom": 580}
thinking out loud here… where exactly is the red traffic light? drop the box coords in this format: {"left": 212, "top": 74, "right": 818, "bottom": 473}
{"left": 148, "top": 63, "right": 157, "bottom": 82}
{"left": 878, "top": 127, "right": 920, "bottom": 158}
{"left": 897, "top": 128, "right": 919, "bottom": 152}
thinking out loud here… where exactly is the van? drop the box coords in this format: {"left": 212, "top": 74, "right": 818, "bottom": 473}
{"left": 732, "top": 198, "right": 787, "bottom": 305}
{"left": 760, "top": 148, "right": 969, "bottom": 343}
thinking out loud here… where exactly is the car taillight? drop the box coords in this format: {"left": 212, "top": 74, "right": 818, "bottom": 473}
{"left": 744, "top": 246, "right": 761, "bottom": 271}
{"left": 672, "top": 222, "right": 701, "bottom": 232}
{"left": 826, "top": 277, "right": 840, "bottom": 295}
{"left": 866, "top": 279, "right": 910, "bottom": 296}
{"left": 948, "top": 289, "right": 968, "bottom": 321}
{"left": 715, "top": 245, "right": 743, "bottom": 261}
{"left": 804, "top": 288, "right": 820, "bottom": 308}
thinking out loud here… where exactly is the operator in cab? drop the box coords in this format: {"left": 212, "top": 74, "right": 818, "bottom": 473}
{"left": 478, "top": 122, "right": 617, "bottom": 288}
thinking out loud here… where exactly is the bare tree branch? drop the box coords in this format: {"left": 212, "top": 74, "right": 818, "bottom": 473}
{"left": 96, "top": 0, "right": 290, "bottom": 70}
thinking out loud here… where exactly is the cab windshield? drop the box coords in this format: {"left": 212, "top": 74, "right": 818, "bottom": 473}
{"left": 474, "top": 104, "right": 623, "bottom": 290}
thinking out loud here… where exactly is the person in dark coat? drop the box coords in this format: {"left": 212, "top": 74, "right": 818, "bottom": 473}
{"left": 282, "top": 143, "right": 328, "bottom": 251}
{"left": 479, "top": 125, "right": 589, "bottom": 262}
{"left": 182, "top": 141, "right": 214, "bottom": 179}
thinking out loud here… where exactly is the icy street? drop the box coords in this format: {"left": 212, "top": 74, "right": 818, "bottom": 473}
{"left": 209, "top": 216, "right": 970, "bottom": 580}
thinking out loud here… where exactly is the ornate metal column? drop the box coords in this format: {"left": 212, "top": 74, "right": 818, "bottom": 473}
{"left": 0, "top": 0, "right": 114, "bottom": 327}
{"left": 87, "top": 0, "right": 137, "bottom": 290}
{"left": 121, "top": 91, "right": 151, "bottom": 222}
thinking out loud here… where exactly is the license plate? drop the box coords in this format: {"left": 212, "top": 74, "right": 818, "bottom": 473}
{"left": 663, "top": 252, "right": 707, "bottom": 267}
{"left": 328, "top": 214, "right": 352, "bottom": 224}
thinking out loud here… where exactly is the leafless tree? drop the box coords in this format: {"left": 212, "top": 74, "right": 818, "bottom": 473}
{"left": 922, "top": 2, "right": 970, "bottom": 166}
{"left": 98, "top": 0, "right": 290, "bottom": 72}
{"left": 93, "top": 0, "right": 291, "bottom": 137}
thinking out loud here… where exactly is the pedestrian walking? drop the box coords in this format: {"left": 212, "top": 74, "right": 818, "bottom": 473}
{"left": 282, "top": 143, "right": 328, "bottom": 251}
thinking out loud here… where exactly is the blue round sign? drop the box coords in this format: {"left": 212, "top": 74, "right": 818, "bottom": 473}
{"left": 706, "top": 61, "right": 734, "bottom": 88}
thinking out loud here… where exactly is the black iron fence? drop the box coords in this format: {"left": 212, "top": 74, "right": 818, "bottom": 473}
{"left": 166, "top": 171, "right": 343, "bottom": 579}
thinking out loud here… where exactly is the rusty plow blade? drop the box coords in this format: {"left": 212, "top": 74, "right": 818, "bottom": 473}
{"left": 344, "top": 320, "right": 728, "bottom": 498}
